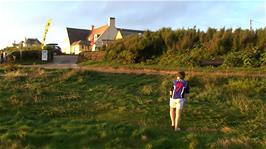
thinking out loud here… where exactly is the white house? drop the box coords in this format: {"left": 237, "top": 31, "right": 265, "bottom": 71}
{"left": 63, "top": 28, "right": 91, "bottom": 54}
{"left": 64, "top": 17, "right": 145, "bottom": 54}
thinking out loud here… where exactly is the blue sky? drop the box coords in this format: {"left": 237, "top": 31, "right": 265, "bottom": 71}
{"left": 0, "top": 0, "right": 265, "bottom": 49}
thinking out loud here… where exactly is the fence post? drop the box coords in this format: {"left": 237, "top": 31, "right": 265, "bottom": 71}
{"left": 20, "top": 49, "right": 22, "bottom": 61}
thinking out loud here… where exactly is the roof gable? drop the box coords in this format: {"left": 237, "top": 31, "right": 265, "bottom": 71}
{"left": 89, "top": 25, "right": 109, "bottom": 40}
{"left": 72, "top": 40, "right": 90, "bottom": 45}
{"left": 117, "top": 28, "right": 145, "bottom": 37}
{"left": 25, "top": 38, "right": 41, "bottom": 45}
{"left": 66, "top": 27, "right": 91, "bottom": 45}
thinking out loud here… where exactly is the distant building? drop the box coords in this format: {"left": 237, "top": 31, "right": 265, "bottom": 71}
{"left": 12, "top": 42, "right": 22, "bottom": 49}
{"left": 64, "top": 17, "right": 145, "bottom": 54}
{"left": 23, "top": 38, "right": 42, "bottom": 48}
{"left": 13, "top": 38, "right": 42, "bottom": 48}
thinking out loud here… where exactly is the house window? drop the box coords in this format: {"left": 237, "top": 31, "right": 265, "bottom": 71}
{"left": 94, "top": 34, "right": 100, "bottom": 40}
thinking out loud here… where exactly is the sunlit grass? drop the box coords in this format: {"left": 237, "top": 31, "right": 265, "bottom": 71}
{"left": 0, "top": 68, "right": 265, "bottom": 148}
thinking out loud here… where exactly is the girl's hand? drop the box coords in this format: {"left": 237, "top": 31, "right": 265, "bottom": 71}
{"left": 169, "top": 91, "right": 173, "bottom": 96}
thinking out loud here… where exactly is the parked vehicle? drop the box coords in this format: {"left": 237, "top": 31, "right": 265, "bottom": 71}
{"left": 45, "top": 43, "right": 62, "bottom": 55}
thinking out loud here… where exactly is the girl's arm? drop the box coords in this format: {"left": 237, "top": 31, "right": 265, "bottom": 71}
{"left": 169, "top": 83, "right": 174, "bottom": 96}
{"left": 185, "top": 81, "right": 190, "bottom": 93}
{"left": 169, "top": 91, "right": 173, "bottom": 96}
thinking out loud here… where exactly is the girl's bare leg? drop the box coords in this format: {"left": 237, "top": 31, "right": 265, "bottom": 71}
{"left": 170, "top": 108, "right": 176, "bottom": 127}
{"left": 175, "top": 109, "right": 182, "bottom": 131}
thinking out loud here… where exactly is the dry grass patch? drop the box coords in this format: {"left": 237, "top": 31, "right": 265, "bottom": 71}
{"left": 221, "top": 126, "right": 234, "bottom": 133}
{"left": 213, "top": 136, "right": 253, "bottom": 149}
{"left": 58, "top": 69, "right": 79, "bottom": 82}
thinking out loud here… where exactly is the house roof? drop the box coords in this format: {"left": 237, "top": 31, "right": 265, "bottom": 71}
{"left": 117, "top": 28, "right": 145, "bottom": 37}
{"left": 66, "top": 27, "right": 91, "bottom": 45}
{"left": 72, "top": 40, "right": 90, "bottom": 45}
{"left": 88, "top": 25, "right": 109, "bottom": 40}
{"left": 25, "top": 38, "right": 41, "bottom": 45}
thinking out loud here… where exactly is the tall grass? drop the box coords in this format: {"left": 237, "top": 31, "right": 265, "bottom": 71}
{"left": 0, "top": 68, "right": 265, "bottom": 148}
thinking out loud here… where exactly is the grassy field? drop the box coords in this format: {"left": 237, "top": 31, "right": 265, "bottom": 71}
{"left": 0, "top": 67, "right": 265, "bottom": 148}
{"left": 79, "top": 60, "right": 266, "bottom": 75}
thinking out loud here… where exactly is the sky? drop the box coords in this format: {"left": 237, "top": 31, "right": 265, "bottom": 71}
{"left": 0, "top": 0, "right": 265, "bottom": 49}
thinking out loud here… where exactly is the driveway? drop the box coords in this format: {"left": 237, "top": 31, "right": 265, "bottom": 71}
{"left": 38, "top": 55, "right": 79, "bottom": 69}
{"left": 53, "top": 55, "right": 78, "bottom": 64}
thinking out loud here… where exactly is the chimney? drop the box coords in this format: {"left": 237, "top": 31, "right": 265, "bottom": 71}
{"left": 108, "top": 17, "right": 115, "bottom": 27}
{"left": 90, "top": 25, "right": 94, "bottom": 31}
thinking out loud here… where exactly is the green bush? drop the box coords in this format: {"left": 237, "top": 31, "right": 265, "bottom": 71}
{"left": 100, "top": 27, "right": 266, "bottom": 67}
{"left": 261, "top": 52, "right": 266, "bottom": 66}
{"left": 158, "top": 49, "right": 204, "bottom": 67}
{"left": 6, "top": 47, "right": 54, "bottom": 63}
{"left": 104, "top": 31, "right": 164, "bottom": 64}
{"left": 224, "top": 51, "right": 244, "bottom": 67}
{"left": 10, "top": 50, "right": 41, "bottom": 61}
{"left": 224, "top": 47, "right": 265, "bottom": 67}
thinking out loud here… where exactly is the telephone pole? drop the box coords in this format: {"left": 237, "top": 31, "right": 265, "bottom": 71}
{"left": 250, "top": 19, "right": 253, "bottom": 30}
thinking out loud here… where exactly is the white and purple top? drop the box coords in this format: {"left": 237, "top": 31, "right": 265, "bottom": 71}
{"left": 171, "top": 80, "right": 189, "bottom": 99}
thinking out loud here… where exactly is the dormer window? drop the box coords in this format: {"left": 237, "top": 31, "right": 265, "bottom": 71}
{"left": 94, "top": 34, "right": 100, "bottom": 40}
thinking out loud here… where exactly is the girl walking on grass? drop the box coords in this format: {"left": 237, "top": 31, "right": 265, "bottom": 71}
{"left": 169, "top": 71, "right": 190, "bottom": 131}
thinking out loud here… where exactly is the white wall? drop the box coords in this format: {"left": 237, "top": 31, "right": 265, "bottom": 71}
{"left": 92, "top": 44, "right": 96, "bottom": 51}
{"left": 74, "top": 45, "right": 80, "bottom": 55}
{"left": 70, "top": 44, "right": 80, "bottom": 55}
{"left": 63, "top": 37, "right": 71, "bottom": 54}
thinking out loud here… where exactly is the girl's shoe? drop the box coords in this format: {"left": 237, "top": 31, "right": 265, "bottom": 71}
{"left": 171, "top": 125, "right": 175, "bottom": 129}
{"left": 175, "top": 128, "right": 181, "bottom": 131}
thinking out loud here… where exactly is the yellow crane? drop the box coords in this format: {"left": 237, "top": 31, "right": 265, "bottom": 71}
{"left": 41, "top": 19, "right": 52, "bottom": 49}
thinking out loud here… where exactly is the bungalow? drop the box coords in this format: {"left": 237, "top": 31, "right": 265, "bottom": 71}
{"left": 64, "top": 17, "right": 144, "bottom": 54}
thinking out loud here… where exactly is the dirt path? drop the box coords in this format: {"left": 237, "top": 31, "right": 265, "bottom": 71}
{"left": 16, "top": 64, "right": 266, "bottom": 78}
{"left": 20, "top": 55, "right": 79, "bottom": 69}
{"left": 2, "top": 55, "right": 265, "bottom": 77}
{"left": 79, "top": 66, "right": 266, "bottom": 77}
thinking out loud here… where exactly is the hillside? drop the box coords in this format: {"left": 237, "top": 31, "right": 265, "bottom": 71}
{"left": 0, "top": 68, "right": 265, "bottom": 148}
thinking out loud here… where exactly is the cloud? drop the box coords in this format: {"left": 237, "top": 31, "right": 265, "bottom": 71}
{"left": 94, "top": 1, "right": 190, "bottom": 30}
{"left": 0, "top": 0, "right": 265, "bottom": 49}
